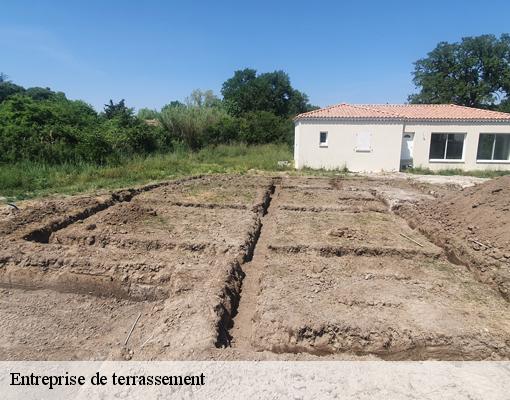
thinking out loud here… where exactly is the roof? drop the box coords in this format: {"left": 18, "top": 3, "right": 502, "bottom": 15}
{"left": 295, "top": 103, "right": 510, "bottom": 122}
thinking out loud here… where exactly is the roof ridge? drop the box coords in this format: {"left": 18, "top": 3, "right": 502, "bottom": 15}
{"left": 364, "top": 103, "right": 452, "bottom": 107}
{"left": 448, "top": 103, "right": 482, "bottom": 110}
{"left": 347, "top": 103, "right": 404, "bottom": 118}
{"left": 447, "top": 103, "right": 510, "bottom": 114}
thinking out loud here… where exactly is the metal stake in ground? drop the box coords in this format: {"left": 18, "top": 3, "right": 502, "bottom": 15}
{"left": 124, "top": 312, "right": 142, "bottom": 347}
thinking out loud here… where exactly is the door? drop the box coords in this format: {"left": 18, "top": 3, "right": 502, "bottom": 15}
{"left": 400, "top": 133, "right": 414, "bottom": 169}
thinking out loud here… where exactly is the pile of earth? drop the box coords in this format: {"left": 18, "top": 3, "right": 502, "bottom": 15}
{"left": 397, "top": 176, "right": 510, "bottom": 300}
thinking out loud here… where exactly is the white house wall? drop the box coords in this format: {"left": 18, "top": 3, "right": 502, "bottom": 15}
{"left": 407, "top": 122, "right": 510, "bottom": 171}
{"left": 295, "top": 120, "right": 510, "bottom": 172}
{"left": 294, "top": 120, "right": 403, "bottom": 172}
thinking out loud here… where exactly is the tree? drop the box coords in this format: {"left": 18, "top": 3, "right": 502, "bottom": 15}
{"left": 161, "top": 100, "right": 185, "bottom": 112}
{"left": 185, "top": 89, "right": 221, "bottom": 108}
{"left": 102, "top": 99, "right": 135, "bottom": 126}
{"left": 25, "top": 87, "right": 60, "bottom": 101}
{"left": 0, "top": 77, "right": 166, "bottom": 164}
{"left": 137, "top": 108, "right": 159, "bottom": 120}
{"left": 409, "top": 34, "right": 510, "bottom": 109}
{"left": 103, "top": 99, "right": 130, "bottom": 118}
{"left": 239, "top": 111, "right": 293, "bottom": 145}
{"left": 221, "top": 68, "right": 312, "bottom": 117}
{"left": 159, "top": 90, "right": 232, "bottom": 150}
{"left": 0, "top": 72, "right": 25, "bottom": 103}
{"left": 0, "top": 82, "right": 25, "bottom": 103}
{"left": 0, "top": 94, "right": 102, "bottom": 163}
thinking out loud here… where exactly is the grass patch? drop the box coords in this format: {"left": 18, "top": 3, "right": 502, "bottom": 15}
{"left": 404, "top": 167, "right": 510, "bottom": 179}
{"left": 297, "top": 165, "right": 350, "bottom": 177}
{"left": 0, "top": 143, "right": 293, "bottom": 201}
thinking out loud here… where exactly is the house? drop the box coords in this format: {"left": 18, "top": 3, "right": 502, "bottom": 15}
{"left": 293, "top": 103, "right": 510, "bottom": 172}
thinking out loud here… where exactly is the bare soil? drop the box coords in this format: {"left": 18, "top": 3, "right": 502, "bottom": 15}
{"left": 397, "top": 176, "right": 510, "bottom": 301}
{"left": 0, "top": 173, "right": 508, "bottom": 360}
{"left": 253, "top": 252, "right": 510, "bottom": 359}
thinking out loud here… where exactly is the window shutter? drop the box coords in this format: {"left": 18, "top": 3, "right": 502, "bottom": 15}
{"left": 356, "top": 132, "right": 371, "bottom": 152}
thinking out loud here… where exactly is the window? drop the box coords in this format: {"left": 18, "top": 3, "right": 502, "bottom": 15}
{"left": 356, "top": 132, "right": 371, "bottom": 152}
{"left": 319, "top": 131, "right": 328, "bottom": 147}
{"left": 477, "top": 134, "right": 510, "bottom": 161}
{"left": 429, "top": 133, "right": 465, "bottom": 160}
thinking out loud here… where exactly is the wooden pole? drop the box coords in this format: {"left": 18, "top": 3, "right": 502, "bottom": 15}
{"left": 400, "top": 233, "right": 424, "bottom": 247}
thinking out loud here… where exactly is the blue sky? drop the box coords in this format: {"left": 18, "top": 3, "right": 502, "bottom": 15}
{"left": 1, "top": 0, "right": 509, "bottom": 111}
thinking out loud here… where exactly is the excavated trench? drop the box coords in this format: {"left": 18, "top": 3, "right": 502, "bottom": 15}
{"left": 22, "top": 176, "right": 204, "bottom": 243}
{"left": 267, "top": 244, "right": 442, "bottom": 259}
{"left": 220, "top": 178, "right": 510, "bottom": 360}
{"left": 2, "top": 175, "right": 509, "bottom": 360}
{"left": 1, "top": 176, "right": 279, "bottom": 350}
{"left": 0, "top": 177, "right": 210, "bottom": 301}
{"left": 4, "top": 175, "right": 264, "bottom": 307}
{"left": 214, "top": 182, "right": 276, "bottom": 348}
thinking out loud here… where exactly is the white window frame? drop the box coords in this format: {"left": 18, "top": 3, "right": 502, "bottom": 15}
{"left": 429, "top": 133, "right": 466, "bottom": 163}
{"left": 476, "top": 133, "right": 510, "bottom": 164}
{"left": 319, "top": 131, "right": 328, "bottom": 147}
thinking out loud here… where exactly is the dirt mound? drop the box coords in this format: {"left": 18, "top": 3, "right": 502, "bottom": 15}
{"left": 397, "top": 176, "right": 510, "bottom": 300}
{"left": 425, "top": 176, "right": 510, "bottom": 252}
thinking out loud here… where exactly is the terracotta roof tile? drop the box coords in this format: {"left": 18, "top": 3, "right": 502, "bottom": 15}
{"left": 295, "top": 103, "right": 510, "bottom": 121}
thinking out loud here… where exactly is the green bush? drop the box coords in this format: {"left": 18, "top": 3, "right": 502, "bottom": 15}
{"left": 100, "top": 116, "right": 166, "bottom": 157}
{"left": 239, "top": 111, "right": 294, "bottom": 145}
{"left": 0, "top": 93, "right": 165, "bottom": 164}
{"left": 0, "top": 94, "right": 99, "bottom": 163}
{"left": 137, "top": 108, "right": 160, "bottom": 120}
{"left": 0, "top": 81, "right": 25, "bottom": 103}
{"left": 159, "top": 106, "right": 294, "bottom": 149}
{"left": 203, "top": 114, "right": 240, "bottom": 145}
{"left": 159, "top": 104, "right": 233, "bottom": 150}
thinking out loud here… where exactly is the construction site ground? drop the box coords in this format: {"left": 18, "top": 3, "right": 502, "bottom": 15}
{"left": 1, "top": 173, "right": 509, "bottom": 360}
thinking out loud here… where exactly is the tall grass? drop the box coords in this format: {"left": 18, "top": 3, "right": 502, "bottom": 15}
{"left": 0, "top": 144, "right": 293, "bottom": 200}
